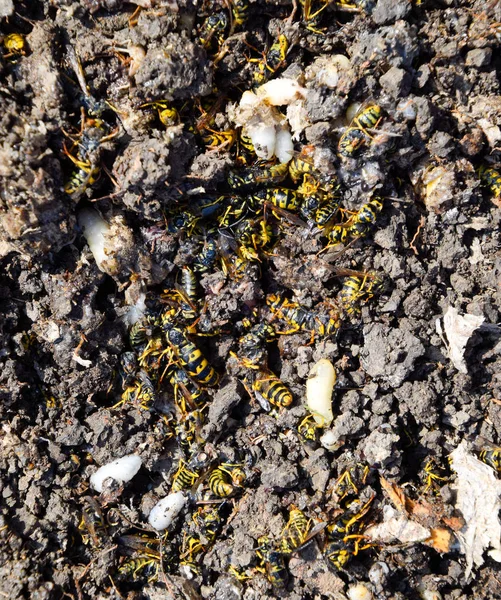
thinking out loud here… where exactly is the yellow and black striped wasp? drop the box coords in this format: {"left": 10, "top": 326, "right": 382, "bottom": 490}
{"left": 198, "top": 11, "right": 229, "bottom": 51}
{"left": 323, "top": 496, "right": 374, "bottom": 570}
{"left": 238, "top": 322, "right": 276, "bottom": 366}
{"left": 172, "top": 458, "right": 201, "bottom": 492}
{"left": 478, "top": 164, "right": 501, "bottom": 200}
{"left": 140, "top": 100, "right": 179, "bottom": 127}
{"left": 118, "top": 532, "right": 163, "bottom": 581}
{"left": 3, "top": 33, "right": 27, "bottom": 59}
{"left": 338, "top": 271, "right": 385, "bottom": 316}
{"left": 279, "top": 507, "right": 326, "bottom": 555}
{"left": 338, "top": 104, "right": 383, "bottom": 158}
{"left": 256, "top": 535, "right": 289, "bottom": 589}
{"left": 78, "top": 496, "right": 107, "bottom": 547}
{"left": 266, "top": 293, "right": 341, "bottom": 339}
{"left": 326, "top": 197, "right": 383, "bottom": 245}
{"left": 251, "top": 34, "right": 289, "bottom": 86}
{"left": 470, "top": 435, "right": 501, "bottom": 475}
{"left": 208, "top": 463, "right": 246, "bottom": 497}
{"left": 161, "top": 309, "right": 219, "bottom": 387}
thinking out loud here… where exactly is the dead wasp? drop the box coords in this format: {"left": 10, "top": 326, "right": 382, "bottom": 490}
{"left": 245, "top": 366, "right": 293, "bottom": 410}
{"left": 140, "top": 100, "right": 179, "bottom": 127}
{"left": 266, "top": 294, "right": 341, "bottom": 338}
{"left": 327, "top": 197, "right": 383, "bottom": 244}
{"left": 252, "top": 34, "right": 289, "bottom": 86}
{"left": 230, "top": 0, "right": 249, "bottom": 27}
{"left": 314, "top": 190, "right": 342, "bottom": 228}
{"left": 198, "top": 11, "right": 229, "bottom": 51}
{"left": 299, "top": 0, "right": 331, "bottom": 33}
{"left": 350, "top": 104, "right": 383, "bottom": 133}
{"left": 339, "top": 272, "right": 384, "bottom": 315}
{"left": 78, "top": 496, "right": 107, "bottom": 546}
{"left": 118, "top": 533, "right": 163, "bottom": 581}
{"left": 256, "top": 536, "right": 289, "bottom": 589}
{"left": 471, "top": 436, "right": 501, "bottom": 475}
{"left": 193, "top": 237, "right": 218, "bottom": 273}
{"left": 297, "top": 414, "right": 323, "bottom": 442}
{"left": 478, "top": 164, "right": 501, "bottom": 199}
{"left": 161, "top": 309, "right": 219, "bottom": 387}
{"left": 192, "top": 504, "right": 225, "bottom": 543}
{"left": 279, "top": 508, "right": 313, "bottom": 554}
{"left": 289, "top": 146, "right": 320, "bottom": 183}
{"left": 253, "top": 187, "right": 302, "bottom": 212}
{"left": 167, "top": 366, "right": 206, "bottom": 412}
{"left": 166, "top": 210, "right": 199, "bottom": 235}
{"left": 172, "top": 458, "right": 201, "bottom": 492}
{"left": 338, "top": 104, "right": 383, "bottom": 158}
{"left": 174, "top": 409, "right": 205, "bottom": 454}
{"left": 3, "top": 33, "right": 27, "bottom": 59}
{"left": 209, "top": 463, "right": 246, "bottom": 497}
{"left": 323, "top": 497, "right": 374, "bottom": 570}
{"left": 337, "top": 126, "right": 369, "bottom": 158}
{"left": 119, "top": 352, "right": 138, "bottom": 388}
{"left": 239, "top": 322, "right": 276, "bottom": 366}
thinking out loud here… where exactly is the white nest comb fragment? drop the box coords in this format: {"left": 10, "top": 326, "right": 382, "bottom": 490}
{"left": 436, "top": 306, "right": 484, "bottom": 374}
{"left": 450, "top": 441, "right": 501, "bottom": 580}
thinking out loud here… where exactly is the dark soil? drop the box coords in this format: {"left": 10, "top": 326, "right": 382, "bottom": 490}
{"left": 1, "top": 0, "right": 501, "bottom": 599}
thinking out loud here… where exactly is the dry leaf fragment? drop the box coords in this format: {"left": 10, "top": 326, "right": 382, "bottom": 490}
{"left": 450, "top": 441, "right": 501, "bottom": 580}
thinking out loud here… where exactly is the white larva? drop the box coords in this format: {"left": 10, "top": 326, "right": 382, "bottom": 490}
{"left": 256, "top": 78, "right": 306, "bottom": 106}
{"left": 77, "top": 207, "right": 110, "bottom": 273}
{"left": 248, "top": 124, "right": 276, "bottom": 160}
{"left": 347, "top": 583, "right": 373, "bottom": 600}
{"left": 148, "top": 491, "right": 187, "bottom": 531}
{"left": 90, "top": 454, "right": 142, "bottom": 493}
{"left": 305, "top": 358, "right": 336, "bottom": 426}
{"left": 274, "top": 125, "right": 294, "bottom": 164}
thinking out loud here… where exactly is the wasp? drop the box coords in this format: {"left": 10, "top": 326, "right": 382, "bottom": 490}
{"left": 299, "top": 0, "right": 330, "bottom": 33}
{"left": 253, "top": 160, "right": 290, "bottom": 187}
{"left": 78, "top": 496, "right": 107, "bottom": 546}
{"left": 167, "top": 210, "right": 199, "bottom": 235}
{"left": 227, "top": 167, "right": 260, "bottom": 191}
{"left": 168, "top": 366, "right": 205, "bottom": 412}
{"left": 194, "top": 237, "right": 218, "bottom": 273}
{"left": 201, "top": 127, "right": 237, "bottom": 151}
{"left": 252, "top": 34, "right": 289, "bottom": 85}
{"left": 135, "top": 370, "right": 158, "bottom": 408}
{"left": 119, "top": 352, "right": 138, "bottom": 388}
{"left": 161, "top": 310, "right": 219, "bottom": 387}
{"left": 280, "top": 508, "right": 313, "bottom": 554}
{"left": 230, "top": 0, "right": 249, "bottom": 27}
{"left": 266, "top": 294, "right": 341, "bottom": 338}
{"left": 63, "top": 148, "right": 101, "bottom": 196}
{"left": 209, "top": 463, "right": 246, "bottom": 497}
{"left": 350, "top": 104, "right": 382, "bottom": 134}
{"left": 289, "top": 146, "right": 320, "bottom": 183}
{"left": 199, "top": 11, "right": 229, "bottom": 51}
{"left": 327, "top": 197, "right": 383, "bottom": 244}
{"left": 192, "top": 505, "right": 224, "bottom": 543}
{"left": 118, "top": 533, "right": 162, "bottom": 581}
{"left": 172, "top": 458, "right": 201, "bottom": 492}
{"left": 334, "top": 463, "right": 371, "bottom": 502}
{"left": 3, "top": 33, "right": 27, "bottom": 58}
{"left": 337, "top": 126, "right": 369, "bottom": 158}
{"left": 256, "top": 536, "right": 289, "bottom": 588}
{"left": 253, "top": 188, "right": 301, "bottom": 212}
{"left": 140, "top": 100, "right": 179, "bottom": 127}
{"left": 473, "top": 436, "right": 501, "bottom": 474}
{"left": 239, "top": 322, "right": 276, "bottom": 366}
{"left": 323, "top": 497, "right": 374, "bottom": 570}
{"left": 174, "top": 409, "right": 205, "bottom": 454}
{"left": 245, "top": 367, "right": 293, "bottom": 409}
{"left": 297, "top": 414, "right": 322, "bottom": 443}
{"left": 339, "top": 272, "right": 384, "bottom": 315}
{"left": 314, "top": 191, "right": 342, "bottom": 228}
{"left": 478, "top": 164, "right": 501, "bottom": 199}
{"left": 172, "top": 266, "right": 199, "bottom": 322}
{"left": 129, "top": 321, "right": 150, "bottom": 355}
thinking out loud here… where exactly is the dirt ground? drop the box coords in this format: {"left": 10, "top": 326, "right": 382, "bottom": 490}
{"left": 1, "top": 0, "right": 501, "bottom": 598}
